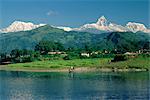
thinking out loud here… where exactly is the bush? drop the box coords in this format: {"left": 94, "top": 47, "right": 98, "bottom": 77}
{"left": 111, "top": 54, "right": 128, "bottom": 62}
{"left": 11, "top": 56, "right": 34, "bottom": 63}
{"left": 91, "top": 54, "right": 115, "bottom": 58}
{"left": 139, "top": 54, "right": 150, "bottom": 58}
{"left": 63, "top": 52, "right": 80, "bottom": 60}
{"left": 63, "top": 56, "right": 72, "bottom": 60}
{"left": 22, "top": 56, "right": 34, "bottom": 63}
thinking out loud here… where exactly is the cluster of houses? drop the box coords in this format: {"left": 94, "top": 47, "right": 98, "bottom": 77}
{"left": 48, "top": 49, "right": 150, "bottom": 57}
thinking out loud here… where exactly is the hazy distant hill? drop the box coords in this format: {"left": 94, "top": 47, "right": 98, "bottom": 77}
{"left": 0, "top": 25, "right": 149, "bottom": 53}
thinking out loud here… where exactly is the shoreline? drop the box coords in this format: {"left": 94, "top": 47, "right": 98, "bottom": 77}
{"left": 0, "top": 65, "right": 148, "bottom": 73}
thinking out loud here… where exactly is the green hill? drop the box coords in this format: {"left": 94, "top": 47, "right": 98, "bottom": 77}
{"left": 0, "top": 25, "right": 149, "bottom": 53}
{"left": 94, "top": 32, "right": 150, "bottom": 51}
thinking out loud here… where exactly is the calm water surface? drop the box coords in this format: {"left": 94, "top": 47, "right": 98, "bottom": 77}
{"left": 0, "top": 71, "right": 149, "bottom": 100}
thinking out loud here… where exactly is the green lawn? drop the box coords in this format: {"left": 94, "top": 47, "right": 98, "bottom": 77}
{"left": 7, "top": 56, "right": 150, "bottom": 70}
{"left": 100, "top": 56, "right": 150, "bottom": 69}
{"left": 8, "top": 58, "right": 110, "bottom": 69}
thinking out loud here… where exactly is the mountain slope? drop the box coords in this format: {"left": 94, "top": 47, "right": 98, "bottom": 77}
{"left": 0, "top": 25, "right": 104, "bottom": 52}
{"left": 0, "top": 25, "right": 149, "bottom": 53}
{"left": 97, "top": 32, "right": 150, "bottom": 51}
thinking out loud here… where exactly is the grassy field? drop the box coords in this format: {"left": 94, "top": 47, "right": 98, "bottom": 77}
{"left": 7, "top": 58, "right": 110, "bottom": 69}
{"left": 3, "top": 56, "right": 150, "bottom": 71}
{"left": 99, "top": 56, "right": 150, "bottom": 69}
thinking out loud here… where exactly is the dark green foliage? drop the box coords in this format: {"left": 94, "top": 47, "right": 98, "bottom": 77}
{"left": 63, "top": 51, "right": 80, "bottom": 60}
{"left": 10, "top": 49, "right": 34, "bottom": 58}
{"left": 0, "top": 53, "right": 11, "bottom": 64}
{"left": 91, "top": 53, "right": 115, "bottom": 58}
{"left": 1, "top": 49, "right": 40, "bottom": 63}
{"left": 11, "top": 56, "right": 34, "bottom": 63}
{"left": 32, "top": 51, "right": 41, "bottom": 58}
{"left": 35, "top": 40, "right": 64, "bottom": 54}
{"left": 112, "top": 54, "right": 128, "bottom": 62}
{"left": 83, "top": 44, "right": 93, "bottom": 53}
{"left": 0, "top": 53, "right": 7, "bottom": 60}
{"left": 139, "top": 53, "right": 150, "bottom": 58}
{"left": 10, "top": 49, "right": 20, "bottom": 58}
{"left": 63, "top": 55, "right": 72, "bottom": 60}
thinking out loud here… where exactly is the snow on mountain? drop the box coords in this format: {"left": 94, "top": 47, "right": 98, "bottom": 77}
{"left": 54, "top": 26, "right": 73, "bottom": 31}
{"left": 96, "top": 16, "right": 108, "bottom": 26}
{"left": 109, "top": 23, "right": 128, "bottom": 32}
{"left": 0, "top": 21, "right": 46, "bottom": 33}
{"left": 73, "top": 16, "right": 124, "bottom": 33}
{"left": 74, "top": 16, "right": 110, "bottom": 32}
{"left": 126, "top": 22, "right": 150, "bottom": 33}
{"left": 1, "top": 17, "right": 150, "bottom": 34}
{"left": 71, "top": 16, "right": 150, "bottom": 34}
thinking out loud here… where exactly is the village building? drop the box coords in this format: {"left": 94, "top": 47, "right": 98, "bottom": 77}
{"left": 81, "top": 53, "right": 90, "bottom": 57}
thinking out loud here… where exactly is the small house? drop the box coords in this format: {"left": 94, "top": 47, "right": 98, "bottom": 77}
{"left": 81, "top": 53, "right": 90, "bottom": 57}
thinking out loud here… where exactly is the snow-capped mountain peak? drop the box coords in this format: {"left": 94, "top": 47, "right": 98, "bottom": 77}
{"left": 126, "top": 22, "right": 150, "bottom": 33}
{"left": 0, "top": 21, "right": 46, "bottom": 33}
{"left": 1, "top": 17, "right": 150, "bottom": 34}
{"left": 69, "top": 16, "right": 150, "bottom": 34}
{"left": 73, "top": 16, "right": 110, "bottom": 32}
{"left": 96, "top": 16, "right": 108, "bottom": 26}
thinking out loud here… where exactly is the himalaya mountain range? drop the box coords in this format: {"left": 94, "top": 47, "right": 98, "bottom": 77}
{"left": 0, "top": 16, "right": 150, "bottom": 53}
{"left": 0, "top": 16, "right": 150, "bottom": 34}
{"left": 57, "top": 16, "right": 150, "bottom": 34}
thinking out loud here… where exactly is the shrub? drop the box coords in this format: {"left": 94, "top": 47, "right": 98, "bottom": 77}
{"left": 63, "top": 52, "right": 80, "bottom": 60}
{"left": 111, "top": 54, "right": 128, "bottom": 62}
{"left": 63, "top": 55, "right": 72, "bottom": 60}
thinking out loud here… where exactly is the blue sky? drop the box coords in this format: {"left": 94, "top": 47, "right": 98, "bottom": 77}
{"left": 0, "top": 0, "right": 149, "bottom": 28}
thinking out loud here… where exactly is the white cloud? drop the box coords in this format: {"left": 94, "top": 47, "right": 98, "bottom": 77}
{"left": 46, "top": 10, "right": 58, "bottom": 16}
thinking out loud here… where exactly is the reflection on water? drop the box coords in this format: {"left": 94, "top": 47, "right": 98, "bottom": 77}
{"left": 0, "top": 71, "right": 149, "bottom": 100}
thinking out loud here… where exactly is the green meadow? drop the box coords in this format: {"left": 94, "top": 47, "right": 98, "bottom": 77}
{"left": 6, "top": 56, "right": 150, "bottom": 71}
{"left": 8, "top": 58, "right": 109, "bottom": 69}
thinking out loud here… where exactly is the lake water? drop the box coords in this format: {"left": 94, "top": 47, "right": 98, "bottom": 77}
{"left": 0, "top": 71, "right": 149, "bottom": 100}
